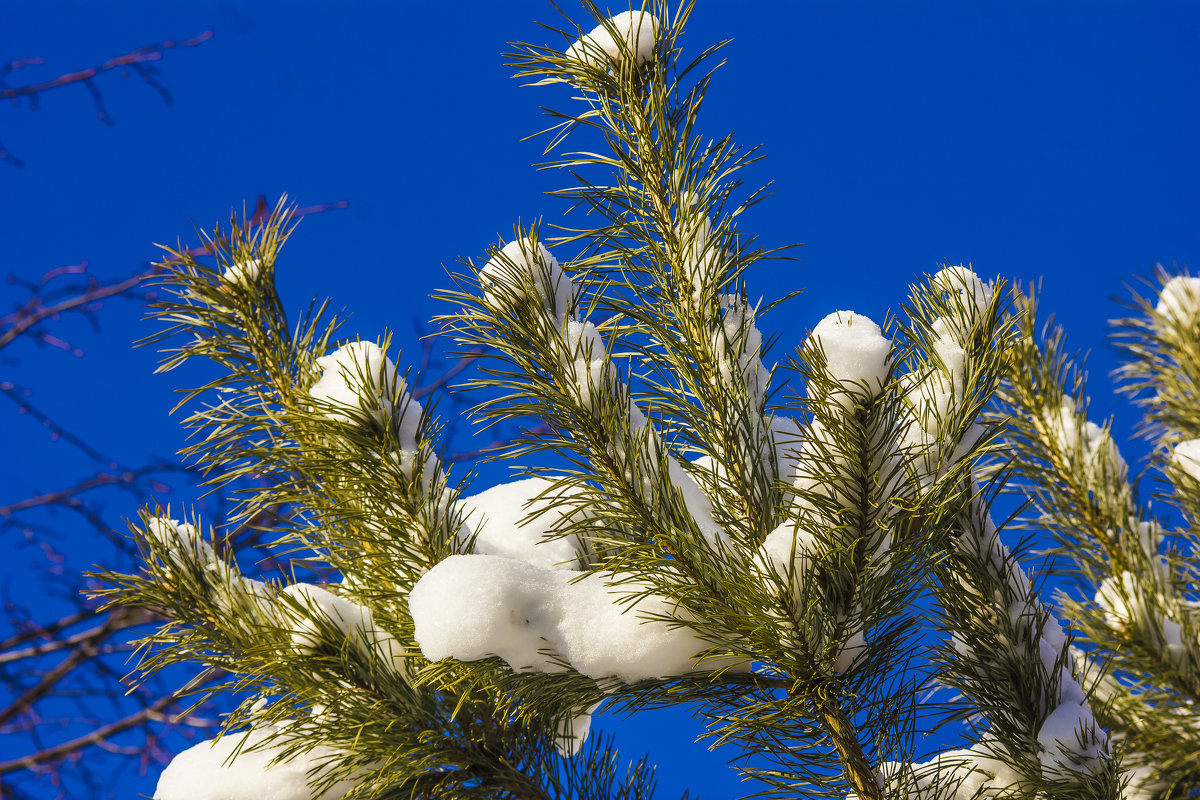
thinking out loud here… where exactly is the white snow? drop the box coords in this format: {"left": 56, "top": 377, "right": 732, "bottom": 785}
{"left": 457, "top": 477, "right": 583, "bottom": 570}
{"left": 155, "top": 726, "right": 356, "bottom": 800}
{"left": 1095, "top": 571, "right": 1189, "bottom": 663}
{"left": 613, "top": 398, "right": 728, "bottom": 547}
{"left": 1046, "top": 397, "right": 1127, "bottom": 480}
{"left": 759, "top": 519, "right": 820, "bottom": 582}
{"left": 1172, "top": 438, "right": 1200, "bottom": 482}
{"left": 222, "top": 258, "right": 262, "bottom": 287}
{"left": 677, "top": 212, "right": 717, "bottom": 304}
{"left": 1036, "top": 699, "right": 1105, "bottom": 777}
{"left": 932, "top": 266, "right": 993, "bottom": 314}
{"left": 408, "top": 554, "right": 721, "bottom": 682}
{"left": 1163, "top": 617, "right": 1184, "bottom": 663}
{"left": 947, "top": 507, "right": 1109, "bottom": 781}
{"left": 561, "top": 319, "right": 607, "bottom": 402}
{"left": 665, "top": 458, "right": 725, "bottom": 545}
{"left": 1094, "top": 571, "right": 1143, "bottom": 629}
{"left": 146, "top": 517, "right": 276, "bottom": 619}
{"left": 565, "top": 10, "right": 659, "bottom": 67}
{"left": 309, "top": 341, "right": 421, "bottom": 443}
{"left": 715, "top": 295, "right": 770, "bottom": 403}
{"left": 835, "top": 630, "right": 866, "bottom": 673}
{"left": 951, "top": 515, "right": 1031, "bottom": 597}
{"left": 769, "top": 414, "right": 804, "bottom": 482}
{"left": 758, "top": 520, "right": 879, "bottom": 673}
{"left": 872, "top": 741, "right": 1022, "bottom": 799}
{"left": 1134, "top": 519, "right": 1160, "bottom": 556}
{"left": 806, "top": 311, "right": 891, "bottom": 400}
{"left": 910, "top": 320, "right": 967, "bottom": 435}
{"left": 281, "top": 583, "right": 407, "bottom": 677}
{"left": 410, "top": 555, "right": 563, "bottom": 673}
{"left": 928, "top": 319, "right": 966, "bottom": 369}
{"left": 1155, "top": 275, "right": 1200, "bottom": 323}
{"left": 211, "top": 570, "right": 273, "bottom": 621}
{"left": 554, "top": 702, "right": 601, "bottom": 758}
{"left": 479, "top": 238, "right": 574, "bottom": 320}
{"left": 146, "top": 517, "right": 214, "bottom": 566}
{"left": 762, "top": 528, "right": 878, "bottom": 668}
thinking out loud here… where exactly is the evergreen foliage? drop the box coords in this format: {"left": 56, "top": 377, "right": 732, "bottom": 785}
{"left": 93, "top": 4, "right": 1197, "bottom": 798}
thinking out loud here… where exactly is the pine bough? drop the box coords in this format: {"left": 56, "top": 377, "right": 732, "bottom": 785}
{"left": 94, "top": 4, "right": 1199, "bottom": 799}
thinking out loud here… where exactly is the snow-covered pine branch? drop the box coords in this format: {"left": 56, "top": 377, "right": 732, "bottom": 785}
{"left": 89, "top": 4, "right": 1197, "bottom": 799}
{"left": 996, "top": 273, "right": 1200, "bottom": 795}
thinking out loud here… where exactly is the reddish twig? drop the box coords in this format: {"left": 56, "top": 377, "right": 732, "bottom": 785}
{"left": 0, "top": 33, "right": 211, "bottom": 102}
{"left": 413, "top": 347, "right": 483, "bottom": 399}
{"left": 0, "top": 624, "right": 107, "bottom": 729}
{"left": 1, "top": 383, "right": 125, "bottom": 466}
{"left": 0, "top": 463, "right": 181, "bottom": 518}
{"left": 1, "top": 32, "right": 213, "bottom": 167}
{"left": 0, "top": 611, "right": 92, "bottom": 654}
{"left": 0, "top": 668, "right": 220, "bottom": 777}
{"left": 0, "top": 271, "right": 147, "bottom": 352}
{"left": 0, "top": 607, "right": 152, "bottom": 667}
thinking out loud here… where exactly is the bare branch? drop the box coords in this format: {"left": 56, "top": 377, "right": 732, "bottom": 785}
{"left": 0, "top": 668, "right": 220, "bottom": 777}
{"left": 0, "top": 32, "right": 213, "bottom": 167}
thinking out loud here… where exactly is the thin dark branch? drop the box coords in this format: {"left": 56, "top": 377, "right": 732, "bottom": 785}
{"left": 0, "top": 464, "right": 181, "bottom": 518}
{"left": 0, "top": 668, "right": 220, "bottom": 776}
{"left": 0, "top": 32, "right": 212, "bottom": 102}
{"left": 1, "top": 31, "right": 213, "bottom": 168}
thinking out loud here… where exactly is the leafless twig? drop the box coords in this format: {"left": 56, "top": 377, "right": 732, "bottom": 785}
{"left": 1, "top": 32, "right": 213, "bottom": 168}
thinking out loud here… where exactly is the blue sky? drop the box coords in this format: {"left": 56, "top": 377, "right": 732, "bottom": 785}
{"left": 2, "top": 1, "right": 1198, "bottom": 797}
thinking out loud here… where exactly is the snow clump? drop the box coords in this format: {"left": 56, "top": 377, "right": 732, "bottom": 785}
{"left": 457, "top": 476, "right": 584, "bottom": 570}
{"left": 805, "top": 311, "right": 891, "bottom": 400}
{"left": 665, "top": 457, "right": 726, "bottom": 546}
{"left": 562, "top": 318, "right": 607, "bottom": 403}
{"left": 1094, "top": 572, "right": 1189, "bottom": 664}
{"left": 222, "top": 258, "right": 262, "bottom": 287}
{"left": 953, "top": 515, "right": 1110, "bottom": 780}
{"left": 867, "top": 742, "right": 1022, "bottom": 799}
{"left": 1037, "top": 698, "right": 1106, "bottom": 778}
{"left": 715, "top": 295, "right": 770, "bottom": 404}
{"left": 554, "top": 701, "right": 601, "bottom": 758}
{"left": 146, "top": 517, "right": 214, "bottom": 566}
{"left": 1094, "top": 572, "right": 1145, "bottom": 630}
{"left": 759, "top": 520, "right": 821, "bottom": 584}
{"left": 932, "top": 265, "right": 993, "bottom": 314}
{"left": 1016, "top": 603, "right": 1110, "bottom": 776}
{"left": 769, "top": 414, "right": 805, "bottom": 483}
{"left": 309, "top": 341, "right": 421, "bottom": 444}
{"left": 909, "top": 319, "right": 968, "bottom": 437}
{"left": 154, "top": 726, "right": 356, "bottom": 800}
{"left": 478, "top": 238, "right": 607, "bottom": 403}
{"left": 1045, "top": 397, "right": 1127, "bottom": 480}
{"left": 1155, "top": 275, "right": 1200, "bottom": 324}
{"left": 281, "top": 583, "right": 407, "bottom": 677}
{"left": 475, "top": 238, "right": 726, "bottom": 546}
{"left": 1171, "top": 438, "right": 1200, "bottom": 482}
{"left": 675, "top": 200, "right": 719, "bottom": 304}
{"left": 900, "top": 268, "right": 994, "bottom": 479}
{"left": 565, "top": 10, "right": 659, "bottom": 66}
{"left": 408, "top": 554, "right": 720, "bottom": 682}
{"left": 479, "top": 238, "right": 574, "bottom": 320}
{"left": 146, "top": 516, "right": 272, "bottom": 619}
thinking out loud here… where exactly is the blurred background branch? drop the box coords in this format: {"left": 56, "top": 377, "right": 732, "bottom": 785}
{"left": 1, "top": 31, "right": 213, "bottom": 168}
